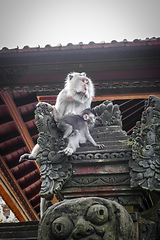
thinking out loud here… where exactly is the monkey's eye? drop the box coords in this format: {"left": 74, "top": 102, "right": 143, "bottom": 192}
{"left": 52, "top": 216, "right": 73, "bottom": 239}
{"left": 86, "top": 204, "right": 108, "bottom": 225}
{"left": 85, "top": 80, "right": 89, "bottom": 85}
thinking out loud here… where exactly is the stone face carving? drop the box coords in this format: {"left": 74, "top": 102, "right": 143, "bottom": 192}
{"left": 38, "top": 197, "right": 135, "bottom": 240}
{"left": 130, "top": 95, "right": 160, "bottom": 191}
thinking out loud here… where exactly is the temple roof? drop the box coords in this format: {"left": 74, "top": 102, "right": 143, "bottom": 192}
{"left": 1, "top": 37, "right": 160, "bottom": 53}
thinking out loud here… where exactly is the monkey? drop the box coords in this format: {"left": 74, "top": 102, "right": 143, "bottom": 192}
{"left": 19, "top": 73, "right": 96, "bottom": 217}
{"left": 57, "top": 109, "right": 105, "bottom": 156}
{"left": 19, "top": 143, "right": 40, "bottom": 162}
{"left": 19, "top": 72, "right": 95, "bottom": 160}
{"left": 55, "top": 72, "right": 95, "bottom": 117}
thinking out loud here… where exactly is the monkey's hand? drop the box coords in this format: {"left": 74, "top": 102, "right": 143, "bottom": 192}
{"left": 97, "top": 144, "right": 105, "bottom": 149}
{"left": 58, "top": 147, "right": 74, "bottom": 156}
{"left": 19, "top": 153, "right": 36, "bottom": 162}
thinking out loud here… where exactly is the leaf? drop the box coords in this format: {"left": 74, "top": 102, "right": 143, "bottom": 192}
{"left": 144, "top": 168, "right": 154, "bottom": 178}
{"left": 135, "top": 173, "right": 143, "bottom": 180}
{"left": 129, "top": 161, "right": 145, "bottom": 172}
{"left": 137, "top": 178, "right": 146, "bottom": 186}
{"left": 139, "top": 160, "right": 150, "bottom": 168}
{"left": 155, "top": 167, "right": 160, "bottom": 174}
{"left": 155, "top": 173, "right": 160, "bottom": 181}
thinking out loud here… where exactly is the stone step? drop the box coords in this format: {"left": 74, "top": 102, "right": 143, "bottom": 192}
{"left": 91, "top": 126, "right": 128, "bottom": 137}
{"left": 91, "top": 135, "right": 129, "bottom": 142}
{"left": 76, "top": 140, "right": 131, "bottom": 151}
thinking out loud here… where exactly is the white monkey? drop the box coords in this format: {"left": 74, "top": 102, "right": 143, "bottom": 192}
{"left": 20, "top": 72, "right": 95, "bottom": 160}
{"left": 19, "top": 72, "right": 96, "bottom": 217}
{"left": 55, "top": 72, "right": 95, "bottom": 117}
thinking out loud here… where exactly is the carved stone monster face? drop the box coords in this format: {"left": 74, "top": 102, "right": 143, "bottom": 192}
{"left": 38, "top": 197, "right": 135, "bottom": 240}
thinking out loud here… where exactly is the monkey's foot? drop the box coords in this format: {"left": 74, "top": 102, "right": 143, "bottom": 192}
{"left": 19, "top": 153, "right": 30, "bottom": 162}
{"left": 98, "top": 144, "right": 105, "bottom": 149}
{"left": 19, "top": 153, "right": 36, "bottom": 162}
{"left": 58, "top": 147, "right": 74, "bottom": 156}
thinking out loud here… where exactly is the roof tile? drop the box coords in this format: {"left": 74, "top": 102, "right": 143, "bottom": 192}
{"left": 1, "top": 37, "right": 160, "bottom": 53}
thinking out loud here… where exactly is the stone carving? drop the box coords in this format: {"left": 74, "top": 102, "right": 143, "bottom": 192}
{"left": 38, "top": 197, "right": 135, "bottom": 240}
{"left": 34, "top": 102, "right": 72, "bottom": 200}
{"left": 93, "top": 100, "right": 122, "bottom": 127}
{"left": 1, "top": 63, "right": 159, "bottom": 93}
{"left": 130, "top": 95, "right": 160, "bottom": 191}
{"left": 70, "top": 150, "right": 131, "bottom": 161}
{"left": 28, "top": 99, "right": 123, "bottom": 200}
{"left": 66, "top": 174, "right": 130, "bottom": 188}
{"left": 139, "top": 217, "right": 159, "bottom": 240}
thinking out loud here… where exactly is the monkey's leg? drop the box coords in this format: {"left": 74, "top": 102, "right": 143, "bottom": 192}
{"left": 63, "top": 124, "right": 73, "bottom": 138}
{"left": 58, "top": 131, "right": 80, "bottom": 156}
{"left": 40, "top": 197, "right": 46, "bottom": 218}
{"left": 29, "top": 144, "right": 40, "bottom": 158}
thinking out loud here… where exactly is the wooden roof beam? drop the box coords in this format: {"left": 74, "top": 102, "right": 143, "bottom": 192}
{"left": 0, "top": 155, "right": 39, "bottom": 221}
{"left": 0, "top": 92, "right": 39, "bottom": 171}
{"left": 37, "top": 92, "right": 160, "bottom": 103}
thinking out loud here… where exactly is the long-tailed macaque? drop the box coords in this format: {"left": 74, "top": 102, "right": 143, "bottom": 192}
{"left": 19, "top": 73, "right": 96, "bottom": 217}
{"left": 57, "top": 109, "right": 105, "bottom": 156}
{"left": 55, "top": 72, "right": 95, "bottom": 117}
{"left": 20, "top": 72, "right": 95, "bottom": 161}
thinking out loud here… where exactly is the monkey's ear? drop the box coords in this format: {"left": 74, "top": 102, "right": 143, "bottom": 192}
{"left": 83, "top": 114, "right": 89, "bottom": 121}
{"left": 81, "top": 72, "right": 86, "bottom": 77}
{"left": 68, "top": 74, "right": 74, "bottom": 80}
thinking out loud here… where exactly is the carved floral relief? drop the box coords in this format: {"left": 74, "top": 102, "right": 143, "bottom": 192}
{"left": 130, "top": 95, "right": 160, "bottom": 191}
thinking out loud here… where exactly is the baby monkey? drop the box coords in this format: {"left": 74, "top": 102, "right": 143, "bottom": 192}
{"left": 57, "top": 109, "right": 105, "bottom": 156}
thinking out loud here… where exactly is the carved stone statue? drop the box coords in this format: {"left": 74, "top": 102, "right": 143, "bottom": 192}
{"left": 130, "top": 95, "right": 160, "bottom": 191}
{"left": 38, "top": 197, "right": 135, "bottom": 240}
{"left": 34, "top": 99, "right": 122, "bottom": 201}
{"left": 34, "top": 102, "right": 73, "bottom": 200}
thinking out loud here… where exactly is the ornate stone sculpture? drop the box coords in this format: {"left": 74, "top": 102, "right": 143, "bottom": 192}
{"left": 93, "top": 100, "right": 122, "bottom": 127}
{"left": 29, "top": 100, "right": 122, "bottom": 201}
{"left": 38, "top": 197, "right": 135, "bottom": 240}
{"left": 130, "top": 95, "right": 160, "bottom": 191}
{"left": 34, "top": 102, "right": 72, "bottom": 200}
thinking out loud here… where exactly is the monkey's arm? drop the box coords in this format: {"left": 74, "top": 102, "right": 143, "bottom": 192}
{"left": 86, "top": 129, "right": 105, "bottom": 149}
{"left": 55, "top": 89, "right": 67, "bottom": 116}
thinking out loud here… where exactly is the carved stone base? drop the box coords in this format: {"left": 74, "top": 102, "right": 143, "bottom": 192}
{"left": 38, "top": 197, "right": 135, "bottom": 240}
{"left": 61, "top": 126, "right": 153, "bottom": 213}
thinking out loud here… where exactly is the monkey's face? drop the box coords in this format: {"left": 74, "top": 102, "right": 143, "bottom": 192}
{"left": 76, "top": 76, "right": 90, "bottom": 98}
{"left": 83, "top": 112, "right": 96, "bottom": 126}
{"left": 38, "top": 197, "right": 135, "bottom": 240}
{"left": 65, "top": 72, "right": 94, "bottom": 102}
